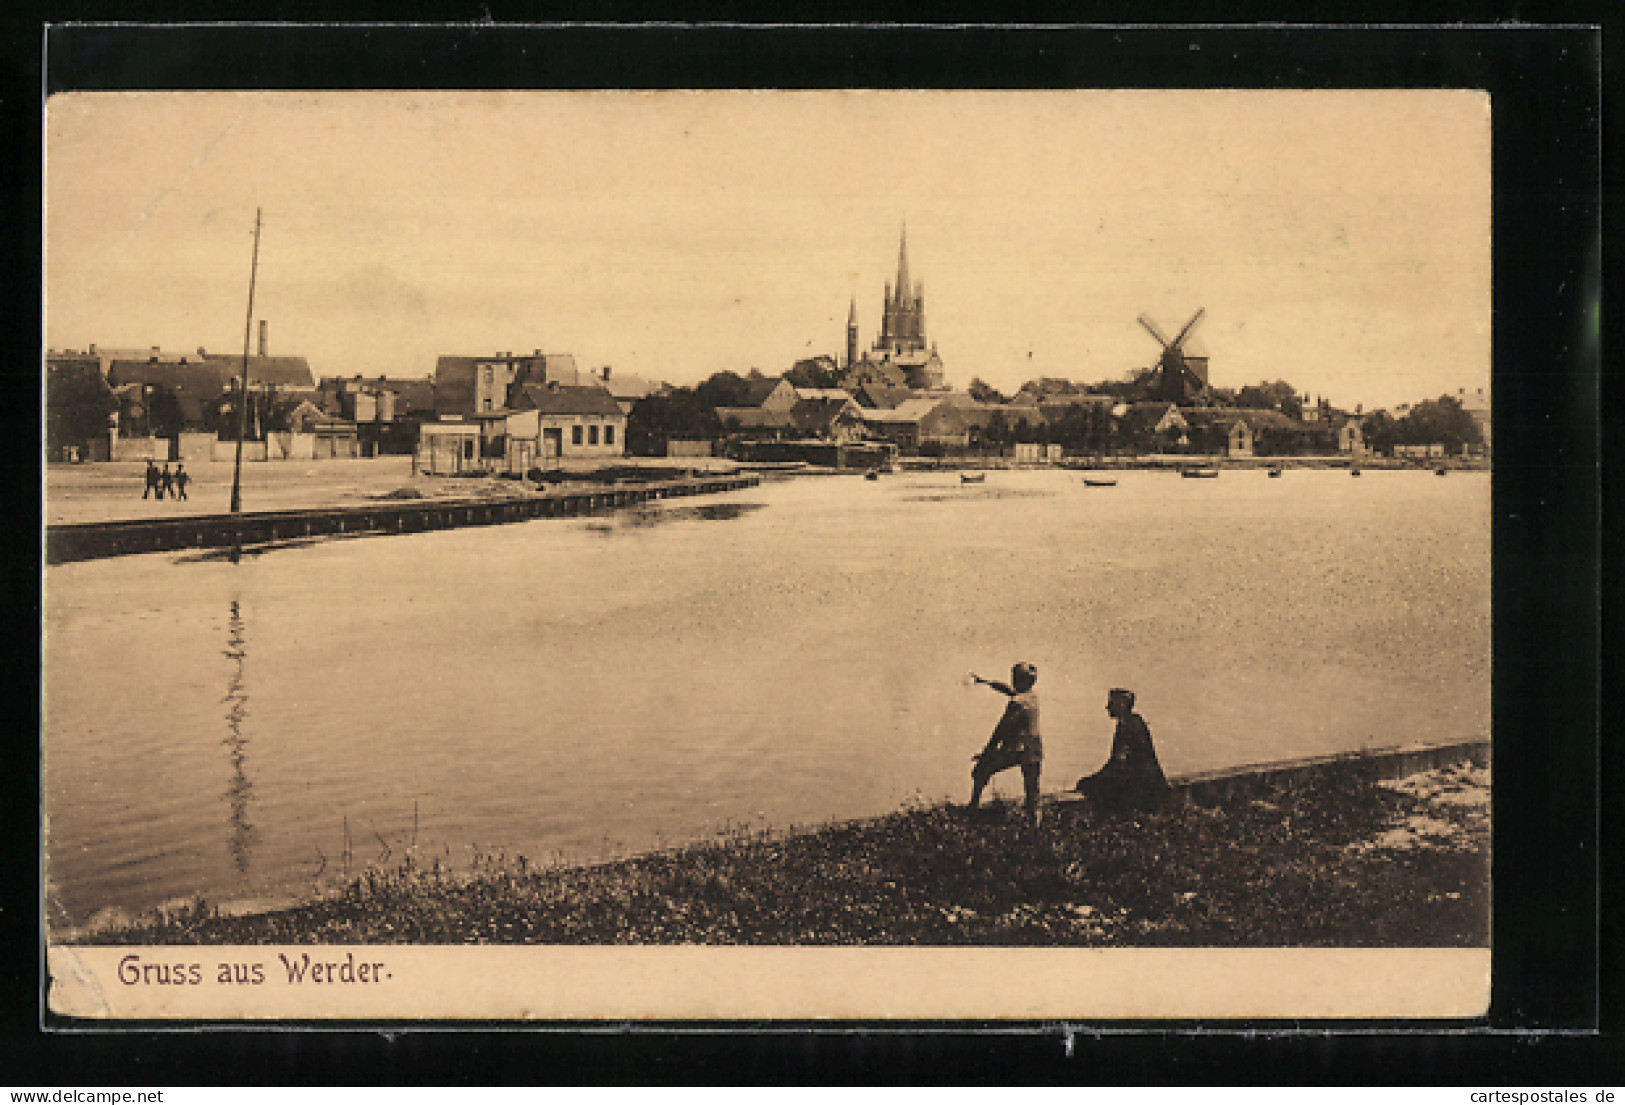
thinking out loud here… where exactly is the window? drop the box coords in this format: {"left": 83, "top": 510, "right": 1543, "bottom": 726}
{"left": 605, "top": 424, "right": 615, "bottom": 446}
{"left": 572, "top": 425, "right": 583, "bottom": 446}
{"left": 589, "top": 425, "right": 600, "bottom": 446}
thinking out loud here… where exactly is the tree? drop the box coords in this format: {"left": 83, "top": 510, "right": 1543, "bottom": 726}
{"left": 695, "top": 370, "right": 761, "bottom": 410}
{"left": 626, "top": 387, "right": 720, "bottom": 456}
{"left": 46, "top": 362, "right": 115, "bottom": 455}
{"left": 1016, "top": 376, "right": 1080, "bottom": 403}
{"left": 1089, "top": 369, "right": 1158, "bottom": 402}
{"left": 145, "top": 385, "right": 187, "bottom": 439}
{"left": 1360, "top": 409, "right": 1400, "bottom": 454}
{"left": 1401, "top": 395, "right": 1481, "bottom": 452}
{"left": 1042, "top": 401, "right": 1110, "bottom": 455}
{"left": 981, "top": 409, "right": 1009, "bottom": 449}
{"left": 966, "top": 377, "right": 1006, "bottom": 404}
{"left": 1235, "top": 380, "right": 1303, "bottom": 418}
{"left": 785, "top": 356, "right": 839, "bottom": 389}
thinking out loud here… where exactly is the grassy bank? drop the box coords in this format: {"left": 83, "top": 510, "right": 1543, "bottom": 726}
{"left": 81, "top": 763, "right": 1487, "bottom": 947}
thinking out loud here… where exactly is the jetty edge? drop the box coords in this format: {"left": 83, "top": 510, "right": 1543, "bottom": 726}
{"left": 73, "top": 738, "right": 1488, "bottom": 947}
{"left": 45, "top": 472, "right": 761, "bottom": 565}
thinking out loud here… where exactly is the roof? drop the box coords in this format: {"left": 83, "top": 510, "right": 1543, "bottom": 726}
{"left": 198, "top": 354, "right": 315, "bottom": 388}
{"left": 739, "top": 376, "right": 791, "bottom": 407}
{"left": 715, "top": 406, "right": 796, "bottom": 429}
{"left": 512, "top": 383, "right": 624, "bottom": 417}
{"left": 792, "top": 387, "right": 855, "bottom": 403}
{"left": 1038, "top": 396, "right": 1117, "bottom": 419}
{"left": 861, "top": 397, "right": 946, "bottom": 424}
{"left": 104, "top": 359, "right": 239, "bottom": 424}
{"left": 536, "top": 354, "right": 580, "bottom": 386}
{"left": 789, "top": 396, "right": 862, "bottom": 434}
{"left": 433, "top": 353, "right": 577, "bottom": 414}
{"left": 382, "top": 377, "right": 438, "bottom": 414}
{"left": 855, "top": 384, "right": 917, "bottom": 410}
{"left": 1115, "top": 402, "right": 1187, "bottom": 435}
{"left": 597, "top": 373, "right": 656, "bottom": 400}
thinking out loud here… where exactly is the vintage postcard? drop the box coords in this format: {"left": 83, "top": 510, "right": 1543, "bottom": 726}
{"left": 43, "top": 88, "right": 1491, "bottom": 1021}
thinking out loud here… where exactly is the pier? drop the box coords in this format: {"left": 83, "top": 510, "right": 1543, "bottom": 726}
{"left": 45, "top": 473, "right": 761, "bottom": 565}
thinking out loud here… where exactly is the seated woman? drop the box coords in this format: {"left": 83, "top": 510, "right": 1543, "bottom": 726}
{"left": 1075, "top": 688, "right": 1170, "bottom": 813}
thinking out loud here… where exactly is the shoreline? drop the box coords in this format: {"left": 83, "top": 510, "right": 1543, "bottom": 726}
{"left": 68, "top": 746, "right": 1489, "bottom": 948}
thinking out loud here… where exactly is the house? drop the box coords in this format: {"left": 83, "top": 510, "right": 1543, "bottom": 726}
{"left": 586, "top": 367, "right": 660, "bottom": 416}
{"left": 104, "top": 350, "right": 317, "bottom": 429}
{"left": 318, "top": 376, "right": 439, "bottom": 455}
{"left": 745, "top": 376, "right": 801, "bottom": 412}
{"left": 506, "top": 383, "right": 627, "bottom": 466}
{"left": 853, "top": 383, "right": 918, "bottom": 410}
{"left": 1457, "top": 387, "right": 1490, "bottom": 452}
{"left": 1011, "top": 443, "right": 1064, "bottom": 463}
{"left": 861, "top": 397, "right": 969, "bottom": 451}
{"left": 713, "top": 406, "right": 798, "bottom": 435}
{"left": 791, "top": 386, "right": 856, "bottom": 404}
{"left": 269, "top": 401, "right": 360, "bottom": 460}
{"left": 416, "top": 420, "right": 483, "bottom": 475}
{"left": 1114, "top": 401, "right": 1190, "bottom": 449}
{"left": 1179, "top": 408, "right": 1257, "bottom": 457}
{"left": 789, "top": 395, "right": 868, "bottom": 443}
{"left": 432, "top": 351, "right": 581, "bottom": 417}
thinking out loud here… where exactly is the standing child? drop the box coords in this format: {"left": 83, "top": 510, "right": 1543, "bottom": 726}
{"left": 967, "top": 662, "right": 1043, "bottom": 825}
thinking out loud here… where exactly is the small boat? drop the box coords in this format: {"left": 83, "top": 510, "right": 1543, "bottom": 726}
{"left": 1267, "top": 466, "right": 1284, "bottom": 478}
{"left": 1082, "top": 477, "right": 1117, "bottom": 488}
{"left": 864, "top": 469, "right": 880, "bottom": 481}
{"left": 1435, "top": 467, "right": 1448, "bottom": 477}
{"left": 1179, "top": 467, "right": 1220, "bottom": 479}
{"left": 1350, "top": 468, "right": 1362, "bottom": 477}
{"left": 960, "top": 472, "right": 986, "bottom": 484}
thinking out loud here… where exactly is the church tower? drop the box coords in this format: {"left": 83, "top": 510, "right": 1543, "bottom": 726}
{"left": 846, "top": 296, "right": 859, "bottom": 368}
{"left": 875, "top": 225, "right": 927, "bottom": 355}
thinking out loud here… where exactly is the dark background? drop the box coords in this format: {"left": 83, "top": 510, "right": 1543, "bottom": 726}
{"left": 8, "top": 10, "right": 1612, "bottom": 1085}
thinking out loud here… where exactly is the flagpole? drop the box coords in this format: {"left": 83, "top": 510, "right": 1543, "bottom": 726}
{"left": 229, "top": 208, "right": 261, "bottom": 559}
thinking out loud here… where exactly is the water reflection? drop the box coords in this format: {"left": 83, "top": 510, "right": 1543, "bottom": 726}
{"left": 587, "top": 501, "right": 765, "bottom": 535}
{"left": 222, "top": 599, "right": 258, "bottom": 876}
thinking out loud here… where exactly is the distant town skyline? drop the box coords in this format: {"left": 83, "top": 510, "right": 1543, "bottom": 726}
{"left": 46, "top": 90, "right": 1489, "bottom": 411}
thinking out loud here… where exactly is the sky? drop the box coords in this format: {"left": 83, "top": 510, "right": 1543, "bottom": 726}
{"left": 45, "top": 90, "right": 1490, "bottom": 411}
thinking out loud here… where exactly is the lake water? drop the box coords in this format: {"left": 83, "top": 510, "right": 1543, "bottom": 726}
{"left": 43, "top": 467, "right": 1490, "bottom": 929}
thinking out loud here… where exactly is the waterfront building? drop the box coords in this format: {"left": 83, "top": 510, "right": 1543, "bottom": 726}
{"left": 1457, "top": 387, "right": 1491, "bottom": 453}
{"left": 860, "top": 396, "right": 968, "bottom": 451}
{"left": 432, "top": 350, "right": 581, "bottom": 417}
{"left": 507, "top": 382, "right": 628, "bottom": 465}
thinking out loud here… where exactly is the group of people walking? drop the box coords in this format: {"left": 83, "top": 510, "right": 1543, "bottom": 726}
{"left": 967, "top": 662, "right": 1169, "bottom": 827}
{"left": 141, "top": 459, "right": 190, "bottom": 501}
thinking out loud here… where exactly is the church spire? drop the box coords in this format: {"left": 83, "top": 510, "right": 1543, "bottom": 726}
{"left": 895, "top": 224, "right": 912, "bottom": 308}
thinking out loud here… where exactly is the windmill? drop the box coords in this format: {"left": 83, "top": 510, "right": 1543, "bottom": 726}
{"left": 1138, "top": 308, "right": 1210, "bottom": 405}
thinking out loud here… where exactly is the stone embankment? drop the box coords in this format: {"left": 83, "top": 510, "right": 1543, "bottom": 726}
{"left": 46, "top": 473, "right": 761, "bottom": 564}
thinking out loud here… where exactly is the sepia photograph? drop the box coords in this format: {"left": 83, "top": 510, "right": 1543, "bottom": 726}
{"left": 42, "top": 87, "right": 1494, "bottom": 1021}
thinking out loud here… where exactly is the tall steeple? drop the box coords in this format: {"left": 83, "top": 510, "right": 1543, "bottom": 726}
{"left": 894, "top": 224, "right": 912, "bottom": 308}
{"left": 846, "top": 295, "right": 859, "bottom": 368}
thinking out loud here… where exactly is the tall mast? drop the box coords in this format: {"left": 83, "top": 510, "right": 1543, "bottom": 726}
{"left": 229, "top": 208, "right": 262, "bottom": 548}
